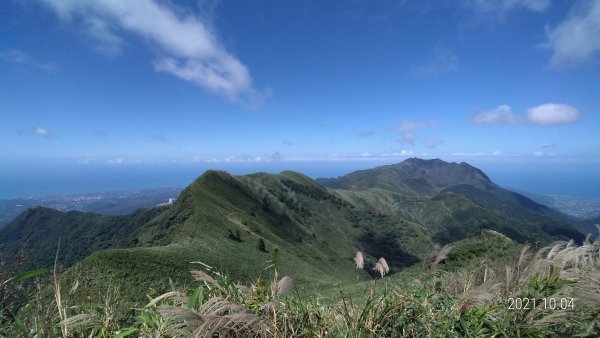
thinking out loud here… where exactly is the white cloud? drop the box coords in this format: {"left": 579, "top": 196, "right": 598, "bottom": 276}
{"left": 381, "top": 149, "right": 414, "bottom": 157}
{"left": 532, "top": 151, "right": 555, "bottom": 157}
{"left": 472, "top": 103, "right": 581, "bottom": 126}
{"left": 546, "top": 0, "right": 600, "bottom": 67}
{"left": 205, "top": 152, "right": 283, "bottom": 163}
{"left": 40, "top": 0, "right": 265, "bottom": 104}
{"left": 107, "top": 158, "right": 124, "bottom": 164}
{"left": 471, "top": 105, "right": 519, "bottom": 124}
{"left": 0, "top": 49, "right": 56, "bottom": 71}
{"left": 449, "top": 152, "right": 488, "bottom": 157}
{"left": 526, "top": 103, "right": 581, "bottom": 125}
{"left": 449, "top": 150, "right": 504, "bottom": 157}
{"left": 410, "top": 47, "right": 458, "bottom": 77}
{"left": 34, "top": 127, "right": 53, "bottom": 138}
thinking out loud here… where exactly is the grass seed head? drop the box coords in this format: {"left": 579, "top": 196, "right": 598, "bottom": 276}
{"left": 354, "top": 251, "right": 364, "bottom": 270}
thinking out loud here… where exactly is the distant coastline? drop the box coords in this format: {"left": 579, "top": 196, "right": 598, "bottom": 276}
{"left": 1, "top": 160, "right": 599, "bottom": 200}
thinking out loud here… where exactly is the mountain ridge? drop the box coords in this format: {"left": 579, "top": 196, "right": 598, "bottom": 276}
{"left": 0, "top": 158, "right": 585, "bottom": 303}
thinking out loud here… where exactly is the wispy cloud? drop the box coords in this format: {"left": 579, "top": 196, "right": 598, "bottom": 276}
{"left": 40, "top": 0, "right": 266, "bottom": 105}
{"left": 526, "top": 103, "right": 580, "bottom": 125}
{"left": 205, "top": 151, "right": 285, "bottom": 163}
{"left": 84, "top": 16, "right": 125, "bottom": 57}
{"left": 467, "top": 0, "right": 550, "bottom": 15}
{"left": 400, "top": 132, "right": 418, "bottom": 145}
{"left": 449, "top": 150, "right": 503, "bottom": 157}
{"left": 358, "top": 130, "right": 375, "bottom": 138}
{"left": 0, "top": 49, "right": 56, "bottom": 71}
{"left": 471, "top": 105, "right": 519, "bottom": 124}
{"left": 33, "top": 127, "right": 54, "bottom": 138}
{"left": 540, "top": 143, "right": 557, "bottom": 148}
{"left": 270, "top": 151, "right": 285, "bottom": 160}
{"left": 93, "top": 129, "right": 109, "bottom": 136}
{"left": 533, "top": 151, "right": 555, "bottom": 157}
{"left": 197, "top": 150, "right": 425, "bottom": 163}
{"left": 149, "top": 133, "right": 167, "bottom": 143}
{"left": 381, "top": 149, "right": 414, "bottom": 157}
{"left": 395, "top": 120, "right": 439, "bottom": 146}
{"left": 545, "top": 0, "right": 600, "bottom": 67}
{"left": 425, "top": 137, "right": 444, "bottom": 149}
{"left": 395, "top": 120, "right": 439, "bottom": 132}
{"left": 410, "top": 47, "right": 458, "bottom": 77}
{"left": 471, "top": 103, "right": 581, "bottom": 126}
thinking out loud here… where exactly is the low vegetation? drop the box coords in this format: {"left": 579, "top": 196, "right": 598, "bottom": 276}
{"left": 2, "top": 231, "right": 599, "bottom": 337}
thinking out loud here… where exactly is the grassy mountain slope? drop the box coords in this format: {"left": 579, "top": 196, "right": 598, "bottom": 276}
{"left": 2, "top": 169, "right": 430, "bottom": 303}
{"left": 0, "top": 159, "right": 586, "bottom": 306}
{"left": 0, "top": 206, "right": 167, "bottom": 271}
{"left": 318, "top": 158, "right": 493, "bottom": 195}
{"left": 323, "top": 158, "right": 584, "bottom": 244}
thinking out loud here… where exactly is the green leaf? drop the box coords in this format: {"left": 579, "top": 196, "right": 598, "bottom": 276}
{"left": 187, "top": 286, "right": 202, "bottom": 310}
{"left": 2, "top": 269, "right": 49, "bottom": 285}
{"left": 113, "top": 328, "right": 138, "bottom": 338}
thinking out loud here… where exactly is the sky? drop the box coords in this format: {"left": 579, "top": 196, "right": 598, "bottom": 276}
{"left": 1, "top": 0, "right": 599, "bottom": 197}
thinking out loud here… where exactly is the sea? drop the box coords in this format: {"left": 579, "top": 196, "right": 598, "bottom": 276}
{"left": 1, "top": 160, "right": 599, "bottom": 199}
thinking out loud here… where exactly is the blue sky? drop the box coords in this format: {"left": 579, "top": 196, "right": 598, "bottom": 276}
{"left": 1, "top": 0, "right": 599, "bottom": 197}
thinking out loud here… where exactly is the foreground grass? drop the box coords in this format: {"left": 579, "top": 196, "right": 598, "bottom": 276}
{"left": 2, "top": 237, "right": 600, "bottom": 337}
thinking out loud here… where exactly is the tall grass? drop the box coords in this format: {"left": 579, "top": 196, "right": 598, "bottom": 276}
{"left": 1, "top": 240, "right": 599, "bottom": 337}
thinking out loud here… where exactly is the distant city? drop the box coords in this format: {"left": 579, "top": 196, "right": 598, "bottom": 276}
{"left": 513, "top": 189, "right": 600, "bottom": 219}
{"left": 0, "top": 187, "right": 182, "bottom": 227}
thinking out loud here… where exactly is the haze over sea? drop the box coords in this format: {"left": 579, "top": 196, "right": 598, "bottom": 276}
{"left": 2, "top": 159, "right": 599, "bottom": 199}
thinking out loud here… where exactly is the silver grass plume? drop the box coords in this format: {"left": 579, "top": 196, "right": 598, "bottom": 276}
{"left": 191, "top": 270, "right": 224, "bottom": 291}
{"left": 378, "top": 257, "right": 390, "bottom": 274}
{"left": 373, "top": 257, "right": 389, "bottom": 278}
{"left": 157, "top": 297, "right": 265, "bottom": 336}
{"left": 373, "top": 262, "right": 385, "bottom": 278}
{"left": 277, "top": 276, "right": 294, "bottom": 296}
{"left": 432, "top": 244, "right": 454, "bottom": 269}
{"left": 354, "top": 251, "right": 364, "bottom": 270}
{"left": 584, "top": 233, "right": 592, "bottom": 245}
{"left": 516, "top": 243, "right": 531, "bottom": 280}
